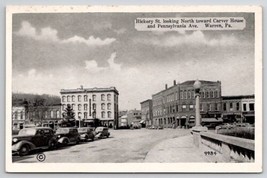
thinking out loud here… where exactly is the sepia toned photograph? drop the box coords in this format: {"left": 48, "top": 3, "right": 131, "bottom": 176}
{"left": 5, "top": 5, "right": 262, "bottom": 173}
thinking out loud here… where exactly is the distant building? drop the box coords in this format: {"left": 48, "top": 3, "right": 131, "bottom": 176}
{"left": 12, "top": 106, "right": 26, "bottom": 130}
{"left": 27, "top": 104, "right": 62, "bottom": 129}
{"left": 140, "top": 99, "right": 153, "bottom": 126}
{"left": 118, "top": 109, "right": 142, "bottom": 128}
{"left": 222, "top": 95, "right": 255, "bottom": 124}
{"left": 60, "top": 86, "right": 119, "bottom": 129}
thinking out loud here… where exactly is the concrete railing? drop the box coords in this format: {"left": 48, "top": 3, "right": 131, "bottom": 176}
{"left": 200, "top": 132, "right": 254, "bottom": 162}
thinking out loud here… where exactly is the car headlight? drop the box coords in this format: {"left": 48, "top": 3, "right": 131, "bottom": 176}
{"left": 12, "top": 138, "right": 18, "bottom": 143}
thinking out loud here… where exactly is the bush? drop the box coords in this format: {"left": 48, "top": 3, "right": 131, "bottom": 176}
{"left": 217, "top": 127, "right": 254, "bottom": 140}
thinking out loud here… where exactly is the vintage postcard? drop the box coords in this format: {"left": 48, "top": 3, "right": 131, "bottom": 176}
{"left": 6, "top": 5, "right": 262, "bottom": 173}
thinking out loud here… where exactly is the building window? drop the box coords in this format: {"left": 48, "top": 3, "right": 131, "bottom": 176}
{"left": 45, "top": 111, "right": 48, "bottom": 118}
{"left": 62, "top": 96, "right": 66, "bottom": 102}
{"left": 107, "top": 103, "right": 111, "bottom": 110}
{"left": 51, "top": 111, "right": 54, "bottom": 118}
{"left": 236, "top": 102, "right": 240, "bottom": 111}
{"left": 84, "top": 104, "right": 88, "bottom": 111}
{"left": 184, "top": 92, "right": 187, "bottom": 99}
{"left": 189, "top": 105, "right": 194, "bottom": 111}
{"left": 72, "top": 95, "right": 75, "bottom": 102}
{"left": 202, "top": 91, "right": 205, "bottom": 98}
{"left": 101, "top": 111, "right": 105, "bottom": 118}
{"left": 93, "top": 103, "right": 96, "bottom": 110}
{"left": 92, "top": 112, "right": 96, "bottom": 118}
{"left": 101, "top": 103, "right": 105, "bottom": 110}
{"left": 108, "top": 111, "right": 112, "bottom": 118}
{"left": 215, "top": 103, "right": 218, "bottom": 111}
{"left": 92, "top": 95, "right": 96, "bottom": 101}
{"left": 78, "top": 95, "right": 82, "bottom": 102}
{"left": 180, "top": 92, "right": 183, "bottom": 99}
{"left": 101, "top": 94, "right": 105, "bottom": 101}
{"left": 67, "top": 96, "right": 71, "bottom": 102}
{"left": 188, "top": 92, "right": 191, "bottom": 99}
{"left": 62, "top": 104, "right": 66, "bottom": 111}
{"left": 249, "top": 103, "right": 254, "bottom": 111}
{"left": 78, "top": 112, "right": 82, "bottom": 119}
{"left": 56, "top": 110, "right": 60, "bottom": 118}
{"left": 84, "top": 95, "right": 88, "bottom": 102}
{"left": 206, "top": 91, "right": 209, "bottom": 98}
{"left": 78, "top": 104, "right": 82, "bottom": 111}
{"left": 243, "top": 104, "right": 247, "bottom": 111}
{"left": 84, "top": 112, "right": 87, "bottom": 119}
{"left": 223, "top": 103, "right": 227, "bottom": 111}
{"left": 182, "top": 105, "right": 186, "bottom": 111}
{"left": 214, "top": 91, "right": 218, "bottom": 98}
{"left": 207, "top": 104, "right": 210, "bottom": 111}
{"left": 210, "top": 91, "right": 214, "bottom": 98}
{"left": 107, "top": 94, "right": 111, "bottom": 101}
{"left": 72, "top": 104, "right": 75, "bottom": 109}
{"left": 230, "top": 103, "right": 233, "bottom": 111}
{"left": 200, "top": 104, "right": 203, "bottom": 111}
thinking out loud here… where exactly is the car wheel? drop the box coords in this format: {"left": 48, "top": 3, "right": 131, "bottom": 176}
{"left": 91, "top": 137, "right": 94, "bottom": 141}
{"left": 19, "top": 144, "right": 29, "bottom": 156}
{"left": 63, "top": 139, "right": 68, "bottom": 146}
{"left": 107, "top": 134, "right": 109, "bottom": 138}
{"left": 76, "top": 138, "right": 80, "bottom": 144}
{"left": 49, "top": 140, "right": 57, "bottom": 150}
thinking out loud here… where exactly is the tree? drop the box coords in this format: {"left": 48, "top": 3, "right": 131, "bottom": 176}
{"left": 59, "top": 104, "right": 76, "bottom": 127}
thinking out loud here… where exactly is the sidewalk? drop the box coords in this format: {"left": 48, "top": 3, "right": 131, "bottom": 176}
{"left": 144, "top": 133, "right": 222, "bottom": 163}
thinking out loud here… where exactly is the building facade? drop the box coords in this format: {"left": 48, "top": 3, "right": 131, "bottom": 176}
{"left": 222, "top": 95, "right": 255, "bottom": 124}
{"left": 60, "top": 86, "right": 119, "bottom": 129}
{"left": 27, "top": 104, "right": 62, "bottom": 129}
{"left": 118, "top": 109, "right": 142, "bottom": 128}
{"left": 12, "top": 106, "right": 26, "bottom": 130}
{"left": 140, "top": 99, "right": 153, "bottom": 126}
{"left": 151, "top": 80, "right": 223, "bottom": 128}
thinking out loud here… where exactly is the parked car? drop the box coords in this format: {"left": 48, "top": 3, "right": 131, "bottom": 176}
{"left": 12, "top": 127, "right": 57, "bottom": 156}
{"left": 78, "top": 127, "right": 95, "bottom": 141}
{"left": 55, "top": 127, "right": 80, "bottom": 146}
{"left": 157, "top": 125, "right": 164, "bottom": 130}
{"left": 95, "top": 127, "right": 110, "bottom": 138}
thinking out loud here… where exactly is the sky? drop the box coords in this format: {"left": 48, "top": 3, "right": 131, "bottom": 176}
{"left": 12, "top": 12, "right": 255, "bottom": 110}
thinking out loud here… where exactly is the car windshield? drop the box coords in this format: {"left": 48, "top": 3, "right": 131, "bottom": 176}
{"left": 78, "top": 128, "right": 87, "bottom": 133}
{"left": 18, "top": 128, "right": 36, "bottom": 136}
{"left": 56, "top": 128, "right": 69, "bottom": 134}
{"left": 95, "top": 127, "right": 103, "bottom": 132}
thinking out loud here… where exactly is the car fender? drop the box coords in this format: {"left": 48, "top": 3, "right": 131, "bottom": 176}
{"left": 13, "top": 141, "right": 36, "bottom": 151}
{"left": 58, "top": 137, "right": 69, "bottom": 144}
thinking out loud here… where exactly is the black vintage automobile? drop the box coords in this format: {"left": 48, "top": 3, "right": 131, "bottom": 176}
{"left": 78, "top": 127, "right": 96, "bottom": 142}
{"left": 55, "top": 127, "right": 80, "bottom": 146}
{"left": 95, "top": 127, "right": 110, "bottom": 139}
{"left": 12, "top": 127, "right": 57, "bottom": 156}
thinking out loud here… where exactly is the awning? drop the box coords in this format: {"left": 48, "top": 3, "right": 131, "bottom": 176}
{"left": 243, "top": 114, "right": 255, "bottom": 117}
{"left": 139, "top": 120, "right": 145, "bottom": 124}
{"left": 84, "top": 119, "right": 94, "bottom": 123}
{"left": 201, "top": 118, "right": 223, "bottom": 122}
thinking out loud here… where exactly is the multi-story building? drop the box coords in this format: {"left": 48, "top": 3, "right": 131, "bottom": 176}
{"left": 60, "top": 86, "right": 119, "bottom": 129}
{"left": 140, "top": 99, "right": 153, "bottom": 126}
{"left": 151, "top": 80, "right": 222, "bottom": 128}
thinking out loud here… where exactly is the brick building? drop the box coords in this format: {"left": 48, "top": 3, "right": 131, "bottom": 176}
{"left": 140, "top": 99, "right": 153, "bottom": 126}
{"left": 151, "top": 80, "right": 222, "bottom": 128}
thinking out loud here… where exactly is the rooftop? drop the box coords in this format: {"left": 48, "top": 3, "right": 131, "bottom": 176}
{"left": 60, "top": 86, "right": 119, "bottom": 95}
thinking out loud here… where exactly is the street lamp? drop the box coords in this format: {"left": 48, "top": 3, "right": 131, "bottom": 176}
{"left": 192, "top": 79, "right": 207, "bottom": 147}
{"left": 193, "top": 79, "right": 201, "bottom": 127}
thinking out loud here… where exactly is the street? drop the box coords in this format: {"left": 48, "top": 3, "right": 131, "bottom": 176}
{"left": 13, "top": 128, "right": 190, "bottom": 163}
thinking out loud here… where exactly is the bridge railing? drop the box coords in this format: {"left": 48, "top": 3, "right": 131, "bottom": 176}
{"left": 200, "top": 132, "right": 254, "bottom": 162}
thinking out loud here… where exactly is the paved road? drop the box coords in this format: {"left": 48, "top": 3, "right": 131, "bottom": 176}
{"left": 12, "top": 128, "right": 190, "bottom": 163}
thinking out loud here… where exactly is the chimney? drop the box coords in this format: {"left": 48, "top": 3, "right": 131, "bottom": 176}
{"left": 173, "top": 80, "right": 176, "bottom": 86}
{"left": 165, "top": 84, "right": 168, "bottom": 90}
